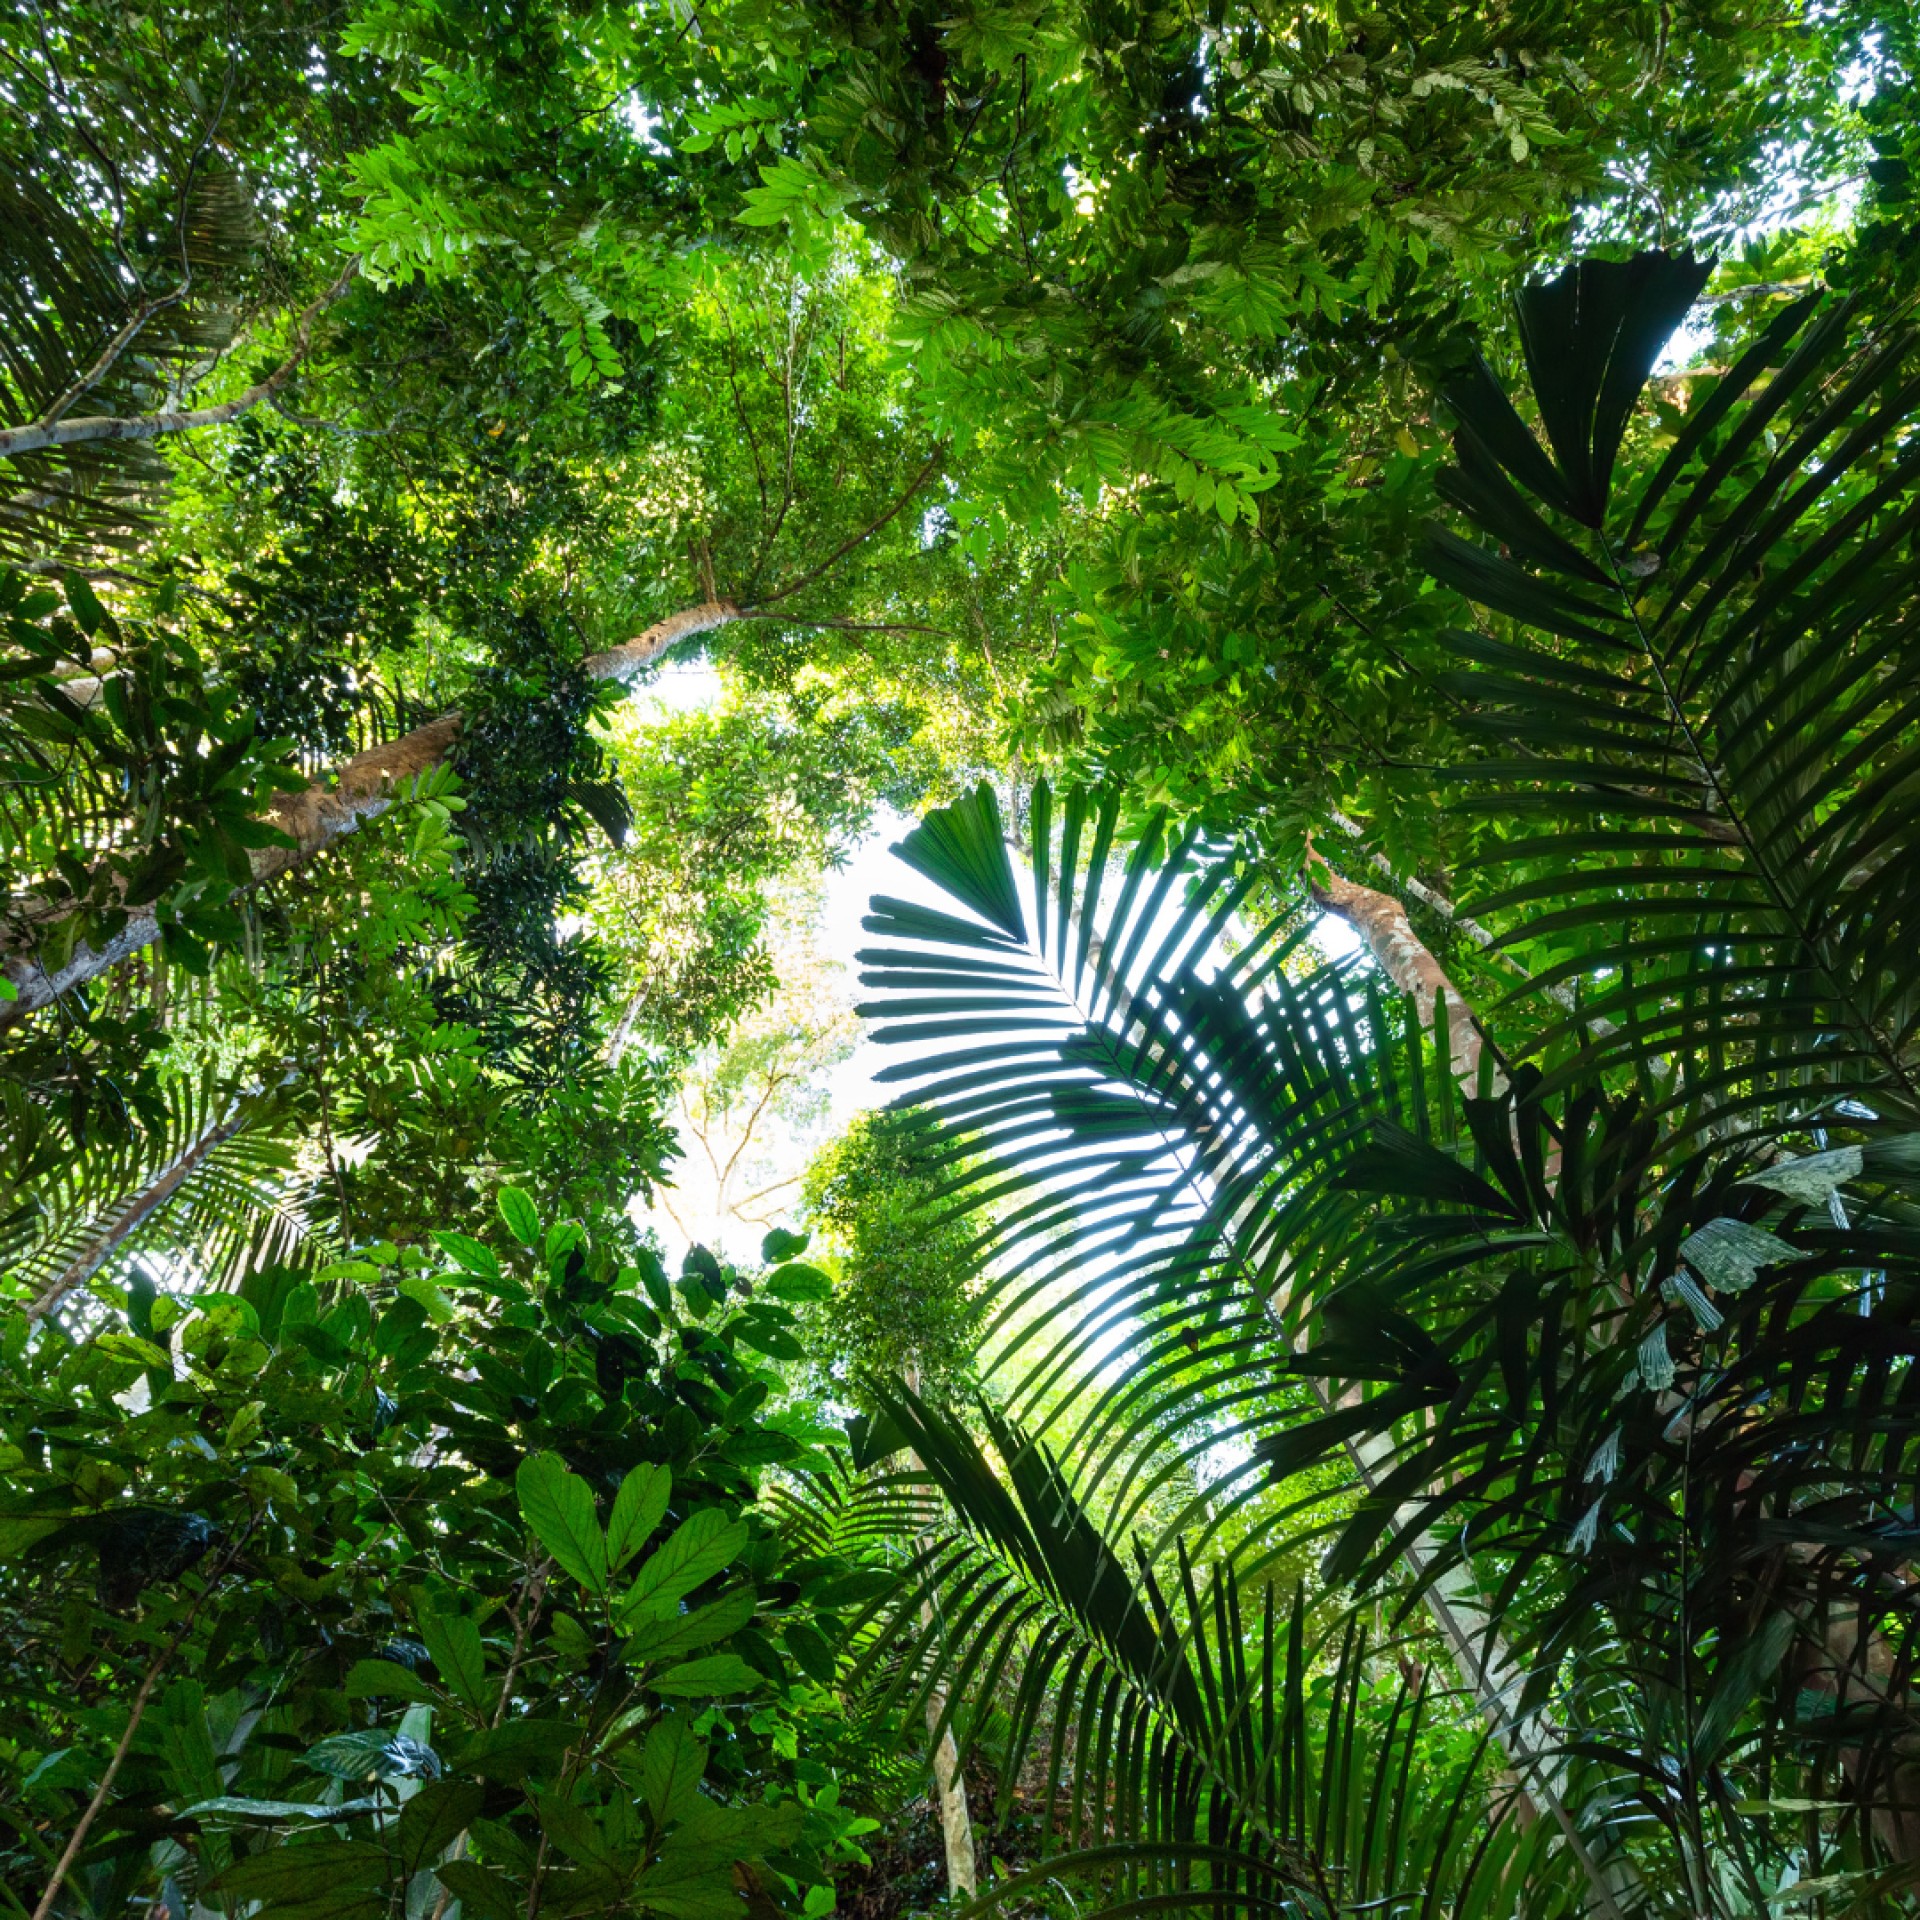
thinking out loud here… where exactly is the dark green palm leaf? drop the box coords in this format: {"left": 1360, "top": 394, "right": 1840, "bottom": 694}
{"left": 1426, "top": 250, "right": 1920, "bottom": 1141}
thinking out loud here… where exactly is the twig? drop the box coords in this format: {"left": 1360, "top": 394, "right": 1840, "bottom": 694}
{"left": 31, "top": 1521, "right": 254, "bottom": 1920}
{"left": 0, "top": 259, "right": 362, "bottom": 461}
{"left": 753, "top": 449, "right": 944, "bottom": 606}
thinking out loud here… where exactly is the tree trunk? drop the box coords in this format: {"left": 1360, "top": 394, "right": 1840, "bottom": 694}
{"left": 0, "top": 602, "right": 740, "bottom": 1025}
{"left": 904, "top": 1365, "right": 979, "bottom": 1899}
{"left": 925, "top": 1672, "right": 978, "bottom": 1897}
{"left": 1305, "top": 837, "right": 1490, "bottom": 1090}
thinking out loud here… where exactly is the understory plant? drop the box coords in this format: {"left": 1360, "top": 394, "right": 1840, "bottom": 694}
{"left": 0, "top": 1198, "right": 877, "bottom": 1919}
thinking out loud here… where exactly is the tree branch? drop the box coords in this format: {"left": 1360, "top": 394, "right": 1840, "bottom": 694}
{"left": 1304, "top": 834, "right": 1492, "bottom": 1090}
{"left": 753, "top": 449, "right": 943, "bottom": 607}
{"left": 0, "top": 259, "right": 361, "bottom": 462}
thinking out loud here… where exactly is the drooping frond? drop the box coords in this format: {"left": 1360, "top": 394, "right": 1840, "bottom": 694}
{"left": 1427, "top": 251, "right": 1920, "bottom": 1143}
{"left": 0, "top": 161, "right": 261, "bottom": 565}
{"left": 814, "top": 1385, "right": 1579, "bottom": 1920}
{"left": 853, "top": 780, "right": 1920, "bottom": 1883}
{"left": 0, "top": 1071, "right": 317, "bottom": 1318}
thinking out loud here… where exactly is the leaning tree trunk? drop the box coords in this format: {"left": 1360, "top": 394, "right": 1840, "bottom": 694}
{"left": 0, "top": 601, "right": 741, "bottom": 1026}
{"left": 1287, "top": 845, "right": 1639, "bottom": 1915}
{"left": 902, "top": 1364, "right": 979, "bottom": 1899}
{"left": 1304, "top": 836, "right": 1491, "bottom": 1090}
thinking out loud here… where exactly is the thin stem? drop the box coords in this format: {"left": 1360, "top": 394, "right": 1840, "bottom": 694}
{"left": 753, "top": 449, "right": 944, "bottom": 607}
{"left": 31, "top": 1521, "right": 253, "bottom": 1920}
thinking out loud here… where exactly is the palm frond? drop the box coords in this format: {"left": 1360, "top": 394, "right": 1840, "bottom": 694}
{"left": 0, "top": 159, "right": 262, "bottom": 565}
{"left": 1426, "top": 250, "right": 1920, "bottom": 1142}
{"left": 856, "top": 758, "right": 1920, "bottom": 1886}
{"left": 0, "top": 1070, "right": 318, "bottom": 1318}
{"left": 816, "top": 1386, "right": 1581, "bottom": 1919}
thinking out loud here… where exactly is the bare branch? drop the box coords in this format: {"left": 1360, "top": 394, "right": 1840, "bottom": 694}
{"left": 754, "top": 449, "right": 944, "bottom": 607}
{"left": 0, "top": 259, "right": 361, "bottom": 461}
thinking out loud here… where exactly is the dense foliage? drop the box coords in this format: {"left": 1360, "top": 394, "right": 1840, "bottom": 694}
{"left": 5, "top": 2, "right": 1920, "bottom": 1918}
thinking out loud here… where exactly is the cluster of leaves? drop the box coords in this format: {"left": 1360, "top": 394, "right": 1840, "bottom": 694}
{"left": 797, "top": 1110, "right": 983, "bottom": 1409}
{"left": 590, "top": 687, "right": 938, "bottom": 1061}
{"left": 836, "top": 254, "right": 1920, "bottom": 1910}
{"left": 614, "top": 0, "right": 1904, "bottom": 873}
{"left": 0, "top": 1193, "right": 885, "bottom": 1920}
{"left": 0, "top": 571, "right": 305, "bottom": 1135}
{"left": 441, "top": 609, "right": 628, "bottom": 1082}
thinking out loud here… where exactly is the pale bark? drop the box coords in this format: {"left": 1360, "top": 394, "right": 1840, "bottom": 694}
{"left": 1305, "top": 835, "right": 1490, "bottom": 1090}
{"left": 926, "top": 1669, "right": 978, "bottom": 1896}
{"left": 0, "top": 602, "right": 741, "bottom": 1024}
{"left": 904, "top": 1365, "right": 979, "bottom": 1898}
{"left": 0, "top": 260, "right": 361, "bottom": 461}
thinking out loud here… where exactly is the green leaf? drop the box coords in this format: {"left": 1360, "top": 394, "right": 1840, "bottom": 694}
{"left": 213, "top": 1838, "right": 390, "bottom": 1903}
{"left": 399, "top": 1779, "right": 484, "bottom": 1875}
{"left": 763, "top": 1262, "right": 831, "bottom": 1303}
{"left": 0, "top": 1515, "right": 69, "bottom": 1557}
{"left": 888, "top": 783, "right": 1027, "bottom": 939}
{"left": 433, "top": 1860, "right": 522, "bottom": 1920}
{"left": 618, "top": 1509, "right": 748, "bottom": 1627}
{"left": 516, "top": 1451, "right": 607, "bottom": 1595}
{"left": 421, "top": 1610, "right": 490, "bottom": 1718}
{"left": 624, "top": 1588, "right": 756, "bottom": 1665}
{"left": 184, "top": 1794, "right": 385, "bottom": 1824}
{"left": 432, "top": 1230, "right": 500, "bottom": 1279}
{"left": 304, "top": 1729, "right": 440, "bottom": 1781}
{"left": 607, "top": 1462, "right": 671, "bottom": 1573}
{"left": 343, "top": 1659, "right": 440, "bottom": 1706}
{"left": 62, "top": 571, "right": 106, "bottom": 638}
{"left": 639, "top": 1716, "right": 709, "bottom": 1823}
{"left": 760, "top": 1227, "right": 808, "bottom": 1262}
{"left": 497, "top": 1186, "right": 540, "bottom": 1246}
{"left": 649, "top": 1653, "right": 765, "bottom": 1698}
{"left": 397, "top": 1274, "right": 454, "bottom": 1323}
{"left": 448, "top": 1718, "right": 579, "bottom": 1783}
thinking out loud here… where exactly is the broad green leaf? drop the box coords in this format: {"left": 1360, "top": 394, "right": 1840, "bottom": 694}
{"left": 399, "top": 1779, "right": 484, "bottom": 1875}
{"left": 617, "top": 1509, "right": 747, "bottom": 1627}
{"left": 432, "top": 1230, "right": 499, "bottom": 1279}
{"left": 516, "top": 1451, "right": 607, "bottom": 1595}
{"left": 304, "top": 1729, "right": 440, "bottom": 1782}
{"left": 497, "top": 1186, "right": 540, "bottom": 1246}
{"left": 448, "top": 1718, "right": 579, "bottom": 1782}
{"left": 420, "top": 1611, "right": 490, "bottom": 1719}
{"left": 624, "top": 1588, "right": 756, "bottom": 1665}
{"left": 0, "top": 1516, "right": 67, "bottom": 1557}
{"left": 433, "top": 1860, "right": 521, "bottom": 1920}
{"left": 343, "top": 1659, "right": 440, "bottom": 1705}
{"left": 649, "top": 1653, "right": 764, "bottom": 1698}
{"left": 606, "top": 1462, "right": 671, "bottom": 1573}
{"left": 184, "top": 1795, "right": 384, "bottom": 1823}
{"left": 763, "top": 1262, "right": 831, "bottom": 1303}
{"left": 214, "top": 1838, "right": 390, "bottom": 1903}
{"left": 639, "top": 1717, "right": 708, "bottom": 1823}
{"left": 397, "top": 1274, "right": 454, "bottom": 1323}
